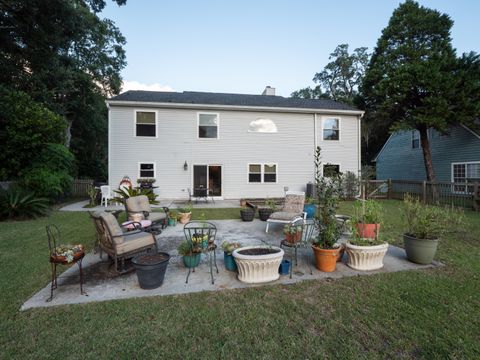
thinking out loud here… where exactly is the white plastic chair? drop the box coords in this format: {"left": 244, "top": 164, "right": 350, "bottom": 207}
{"left": 100, "top": 185, "right": 114, "bottom": 207}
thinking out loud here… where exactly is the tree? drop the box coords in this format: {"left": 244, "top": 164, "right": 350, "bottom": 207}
{"left": 361, "top": 0, "right": 480, "bottom": 181}
{"left": 0, "top": 0, "right": 127, "bottom": 179}
{"left": 292, "top": 44, "right": 369, "bottom": 105}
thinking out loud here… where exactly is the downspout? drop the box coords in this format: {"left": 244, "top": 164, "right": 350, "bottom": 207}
{"left": 358, "top": 113, "right": 363, "bottom": 198}
{"left": 107, "top": 103, "right": 111, "bottom": 185}
{"left": 313, "top": 113, "right": 317, "bottom": 150}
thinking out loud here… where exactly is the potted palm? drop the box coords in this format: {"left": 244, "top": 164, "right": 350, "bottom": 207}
{"left": 402, "top": 194, "right": 464, "bottom": 264}
{"left": 177, "top": 241, "right": 201, "bottom": 268}
{"left": 222, "top": 241, "right": 242, "bottom": 271}
{"left": 177, "top": 203, "right": 193, "bottom": 224}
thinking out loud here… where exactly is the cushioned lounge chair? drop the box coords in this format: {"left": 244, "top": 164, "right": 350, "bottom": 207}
{"left": 265, "top": 191, "right": 307, "bottom": 233}
{"left": 125, "top": 195, "right": 169, "bottom": 229}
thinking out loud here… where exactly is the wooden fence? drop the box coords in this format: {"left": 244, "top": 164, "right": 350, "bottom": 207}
{"left": 70, "top": 179, "right": 94, "bottom": 197}
{"left": 365, "top": 179, "right": 480, "bottom": 210}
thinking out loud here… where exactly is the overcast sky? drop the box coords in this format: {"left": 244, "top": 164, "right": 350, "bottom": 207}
{"left": 101, "top": 0, "right": 480, "bottom": 97}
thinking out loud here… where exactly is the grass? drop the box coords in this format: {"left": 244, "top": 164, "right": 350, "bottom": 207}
{"left": 0, "top": 200, "right": 479, "bottom": 358}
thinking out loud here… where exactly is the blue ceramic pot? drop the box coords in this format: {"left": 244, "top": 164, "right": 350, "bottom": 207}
{"left": 304, "top": 204, "right": 317, "bottom": 219}
{"left": 279, "top": 259, "right": 291, "bottom": 275}
{"left": 224, "top": 252, "right": 237, "bottom": 271}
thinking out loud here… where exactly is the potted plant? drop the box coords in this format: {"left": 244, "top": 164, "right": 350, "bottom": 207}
{"left": 167, "top": 211, "right": 177, "bottom": 226}
{"left": 240, "top": 206, "right": 255, "bottom": 221}
{"left": 258, "top": 198, "right": 276, "bottom": 221}
{"left": 132, "top": 252, "right": 170, "bottom": 289}
{"left": 402, "top": 194, "right": 463, "bottom": 264}
{"left": 192, "top": 232, "right": 209, "bottom": 249}
{"left": 352, "top": 199, "right": 382, "bottom": 239}
{"left": 283, "top": 224, "right": 302, "bottom": 244}
{"left": 221, "top": 241, "right": 242, "bottom": 271}
{"left": 177, "top": 203, "right": 193, "bottom": 224}
{"left": 303, "top": 197, "right": 317, "bottom": 219}
{"left": 177, "top": 241, "right": 201, "bottom": 268}
{"left": 137, "top": 178, "right": 156, "bottom": 189}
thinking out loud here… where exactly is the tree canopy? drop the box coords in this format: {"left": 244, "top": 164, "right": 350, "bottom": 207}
{"left": 361, "top": 0, "right": 480, "bottom": 180}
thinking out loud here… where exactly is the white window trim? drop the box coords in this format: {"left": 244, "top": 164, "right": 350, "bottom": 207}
{"left": 138, "top": 161, "right": 156, "bottom": 179}
{"left": 320, "top": 116, "right": 341, "bottom": 141}
{"left": 247, "top": 163, "right": 278, "bottom": 184}
{"left": 197, "top": 112, "right": 220, "bottom": 139}
{"left": 451, "top": 161, "right": 480, "bottom": 194}
{"left": 322, "top": 163, "right": 341, "bottom": 177}
{"left": 134, "top": 109, "right": 158, "bottom": 138}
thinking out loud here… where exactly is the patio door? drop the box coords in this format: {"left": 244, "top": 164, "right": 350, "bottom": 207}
{"left": 193, "top": 165, "right": 222, "bottom": 197}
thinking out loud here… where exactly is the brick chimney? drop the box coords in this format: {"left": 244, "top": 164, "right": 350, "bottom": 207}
{"left": 262, "top": 86, "right": 275, "bottom": 96}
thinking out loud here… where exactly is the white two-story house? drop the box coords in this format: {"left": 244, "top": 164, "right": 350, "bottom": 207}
{"left": 106, "top": 87, "right": 363, "bottom": 200}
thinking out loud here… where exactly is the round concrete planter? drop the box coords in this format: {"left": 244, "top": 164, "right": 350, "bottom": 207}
{"left": 232, "top": 246, "right": 284, "bottom": 284}
{"left": 346, "top": 242, "right": 389, "bottom": 271}
{"left": 403, "top": 234, "right": 438, "bottom": 265}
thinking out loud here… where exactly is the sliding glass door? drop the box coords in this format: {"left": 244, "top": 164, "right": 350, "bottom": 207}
{"left": 193, "top": 165, "right": 222, "bottom": 197}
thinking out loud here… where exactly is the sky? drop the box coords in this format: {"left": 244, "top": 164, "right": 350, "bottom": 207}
{"left": 101, "top": 0, "right": 480, "bottom": 97}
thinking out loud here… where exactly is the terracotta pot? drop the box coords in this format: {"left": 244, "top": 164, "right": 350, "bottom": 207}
{"left": 178, "top": 212, "right": 192, "bottom": 224}
{"left": 311, "top": 245, "right": 339, "bottom": 272}
{"left": 285, "top": 232, "right": 301, "bottom": 244}
{"left": 355, "top": 223, "right": 380, "bottom": 239}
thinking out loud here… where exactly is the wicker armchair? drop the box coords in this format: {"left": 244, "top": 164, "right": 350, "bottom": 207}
{"left": 93, "top": 211, "right": 157, "bottom": 274}
{"left": 125, "top": 195, "right": 169, "bottom": 229}
{"left": 265, "top": 191, "right": 307, "bottom": 232}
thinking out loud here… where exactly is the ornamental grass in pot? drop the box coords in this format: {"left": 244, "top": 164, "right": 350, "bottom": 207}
{"left": 402, "top": 194, "right": 465, "bottom": 265}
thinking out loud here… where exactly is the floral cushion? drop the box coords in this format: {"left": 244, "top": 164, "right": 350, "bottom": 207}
{"left": 283, "top": 194, "right": 305, "bottom": 213}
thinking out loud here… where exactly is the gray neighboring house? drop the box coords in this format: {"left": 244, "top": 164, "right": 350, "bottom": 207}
{"left": 106, "top": 87, "right": 363, "bottom": 200}
{"left": 374, "top": 125, "right": 480, "bottom": 184}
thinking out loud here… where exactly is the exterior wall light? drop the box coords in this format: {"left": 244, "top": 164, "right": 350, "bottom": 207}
{"left": 183, "top": 161, "right": 188, "bottom": 171}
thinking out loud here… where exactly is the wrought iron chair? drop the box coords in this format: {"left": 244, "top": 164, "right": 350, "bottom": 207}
{"left": 183, "top": 221, "right": 218, "bottom": 284}
{"left": 279, "top": 218, "right": 315, "bottom": 278}
{"left": 46, "top": 224, "right": 86, "bottom": 302}
{"left": 266, "top": 191, "right": 307, "bottom": 232}
{"left": 125, "top": 195, "right": 169, "bottom": 230}
{"left": 95, "top": 212, "right": 158, "bottom": 274}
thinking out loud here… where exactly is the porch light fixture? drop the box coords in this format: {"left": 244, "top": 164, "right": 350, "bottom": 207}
{"left": 183, "top": 161, "right": 188, "bottom": 171}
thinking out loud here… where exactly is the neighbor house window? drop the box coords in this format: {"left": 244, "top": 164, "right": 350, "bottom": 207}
{"left": 198, "top": 113, "right": 219, "bottom": 138}
{"left": 412, "top": 130, "right": 420, "bottom": 148}
{"left": 248, "top": 163, "right": 277, "bottom": 183}
{"left": 323, "top": 164, "right": 340, "bottom": 177}
{"left": 322, "top": 118, "right": 340, "bottom": 140}
{"left": 135, "top": 111, "right": 156, "bottom": 137}
{"left": 452, "top": 162, "right": 480, "bottom": 193}
{"left": 139, "top": 163, "right": 155, "bottom": 178}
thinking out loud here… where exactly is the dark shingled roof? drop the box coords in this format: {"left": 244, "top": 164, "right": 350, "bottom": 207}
{"left": 109, "top": 90, "right": 360, "bottom": 111}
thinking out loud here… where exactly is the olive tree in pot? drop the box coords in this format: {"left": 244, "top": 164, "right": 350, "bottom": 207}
{"left": 402, "top": 194, "right": 465, "bottom": 265}
{"left": 311, "top": 146, "right": 343, "bottom": 272}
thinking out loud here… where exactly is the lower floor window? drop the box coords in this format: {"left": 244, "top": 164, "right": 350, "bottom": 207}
{"left": 323, "top": 164, "right": 340, "bottom": 177}
{"left": 452, "top": 162, "right": 480, "bottom": 193}
{"left": 248, "top": 163, "right": 277, "bottom": 183}
{"left": 139, "top": 163, "right": 155, "bottom": 178}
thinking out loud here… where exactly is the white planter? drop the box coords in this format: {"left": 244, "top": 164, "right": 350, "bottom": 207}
{"left": 232, "top": 246, "right": 284, "bottom": 284}
{"left": 345, "top": 242, "right": 389, "bottom": 271}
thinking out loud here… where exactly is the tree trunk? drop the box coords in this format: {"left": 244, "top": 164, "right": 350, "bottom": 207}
{"left": 65, "top": 118, "right": 73, "bottom": 148}
{"left": 419, "top": 127, "right": 436, "bottom": 182}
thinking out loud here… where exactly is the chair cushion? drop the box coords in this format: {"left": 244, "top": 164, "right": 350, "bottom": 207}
{"left": 148, "top": 212, "right": 167, "bottom": 222}
{"left": 126, "top": 195, "right": 152, "bottom": 213}
{"left": 99, "top": 212, "right": 124, "bottom": 244}
{"left": 283, "top": 194, "right": 305, "bottom": 213}
{"left": 269, "top": 211, "right": 303, "bottom": 221}
{"left": 116, "top": 231, "right": 155, "bottom": 255}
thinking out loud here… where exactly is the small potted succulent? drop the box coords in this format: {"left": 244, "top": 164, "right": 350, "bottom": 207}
{"left": 283, "top": 224, "right": 302, "bottom": 244}
{"left": 402, "top": 194, "right": 464, "bottom": 264}
{"left": 177, "top": 203, "right": 193, "bottom": 224}
{"left": 258, "top": 198, "right": 277, "bottom": 221}
{"left": 192, "top": 232, "right": 209, "bottom": 249}
{"left": 221, "top": 241, "right": 242, "bottom": 271}
{"left": 177, "top": 241, "right": 201, "bottom": 268}
{"left": 240, "top": 206, "right": 255, "bottom": 221}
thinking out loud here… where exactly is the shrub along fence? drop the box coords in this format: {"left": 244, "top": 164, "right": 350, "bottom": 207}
{"left": 364, "top": 179, "right": 480, "bottom": 210}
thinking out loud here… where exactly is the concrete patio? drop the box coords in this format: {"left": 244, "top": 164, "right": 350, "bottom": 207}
{"left": 22, "top": 219, "right": 440, "bottom": 310}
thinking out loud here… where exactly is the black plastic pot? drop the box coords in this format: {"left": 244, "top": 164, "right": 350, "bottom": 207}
{"left": 240, "top": 208, "right": 255, "bottom": 221}
{"left": 132, "top": 252, "right": 170, "bottom": 289}
{"left": 258, "top": 208, "right": 273, "bottom": 221}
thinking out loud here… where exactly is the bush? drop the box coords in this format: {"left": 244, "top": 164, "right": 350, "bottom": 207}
{"left": 0, "top": 186, "right": 50, "bottom": 220}
{"left": 21, "top": 168, "right": 73, "bottom": 200}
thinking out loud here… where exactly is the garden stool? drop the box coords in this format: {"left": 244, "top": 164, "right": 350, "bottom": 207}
{"left": 46, "top": 225, "right": 86, "bottom": 302}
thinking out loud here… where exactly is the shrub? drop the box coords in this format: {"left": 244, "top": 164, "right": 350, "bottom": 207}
{"left": 21, "top": 167, "right": 73, "bottom": 200}
{"left": 0, "top": 187, "right": 50, "bottom": 220}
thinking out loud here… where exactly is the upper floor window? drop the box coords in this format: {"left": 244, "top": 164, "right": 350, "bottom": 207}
{"left": 248, "top": 119, "right": 278, "bottom": 133}
{"left": 323, "top": 118, "right": 339, "bottom": 140}
{"left": 323, "top": 164, "right": 340, "bottom": 177}
{"left": 139, "top": 162, "right": 155, "bottom": 178}
{"left": 412, "top": 130, "right": 420, "bottom": 148}
{"left": 248, "top": 163, "right": 277, "bottom": 183}
{"left": 198, "top": 113, "right": 218, "bottom": 138}
{"left": 136, "top": 111, "right": 156, "bottom": 137}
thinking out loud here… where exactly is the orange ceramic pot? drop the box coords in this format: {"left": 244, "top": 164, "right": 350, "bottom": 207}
{"left": 312, "top": 245, "right": 339, "bottom": 272}
{"left": 355, "top": 223, "right": 380, "bottom": 239}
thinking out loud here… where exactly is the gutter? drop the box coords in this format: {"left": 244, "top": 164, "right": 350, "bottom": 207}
{"left": 106, "top": 100, "right": 365, "bottom": 116}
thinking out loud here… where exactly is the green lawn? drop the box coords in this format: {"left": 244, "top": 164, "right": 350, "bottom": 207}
{"left": 1, "top": 201, "right": 479, "bottom": 358}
